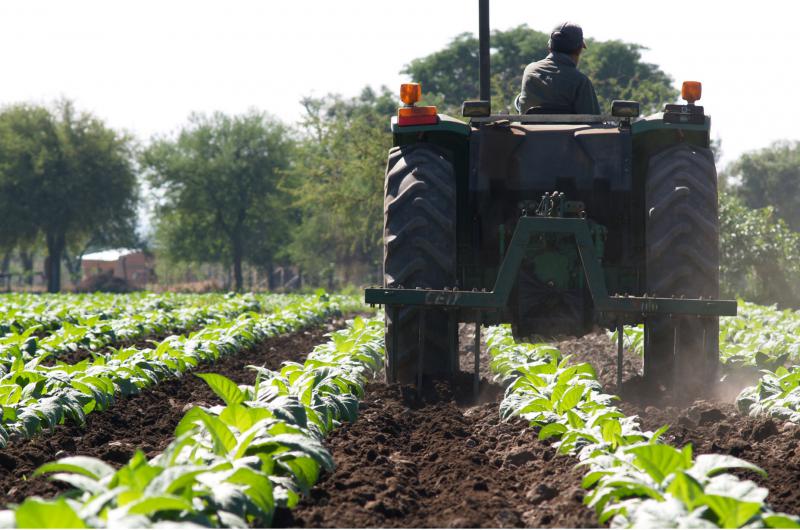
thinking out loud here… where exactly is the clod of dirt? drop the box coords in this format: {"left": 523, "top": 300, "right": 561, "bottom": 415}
{"left": 751, "top": 419, "right": 779, "bottom": 442}
{"left": 526, "top": 483, "right": 558, "bottom": 503}
{"left": 505, "top": 449, "right": 536, "bottom": 467}
{"left": 715, "top": 423, "right": 732, "bottom": 437}
{"left": 698, "top": 408, "right": 726, "bottom": 425}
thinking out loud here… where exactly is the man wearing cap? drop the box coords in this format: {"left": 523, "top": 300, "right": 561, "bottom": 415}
{"left": 517, "top": 22, "right": 600, "bottom": 115}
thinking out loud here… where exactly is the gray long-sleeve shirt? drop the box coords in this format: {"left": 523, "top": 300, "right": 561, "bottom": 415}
{"left": 518, "top": 52, "right": 600, "bottom": 114}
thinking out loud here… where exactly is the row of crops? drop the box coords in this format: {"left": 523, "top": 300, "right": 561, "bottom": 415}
{"left": 0, "top": 293, "right": 260, "bottom": 333}
{"left": 1, "top": 292, "right": 799, "bottom": 528}
{"left": 615, "top": 301, "right": 800, "bottom": 426}
{"left": 488, "top": 324, "right": 799, "bottom": 528}
{"left": 0, "top": 295, "right": 356, "bottom": 447}
{"left": 0, "top": 314, "right": 385, "bottom": 527}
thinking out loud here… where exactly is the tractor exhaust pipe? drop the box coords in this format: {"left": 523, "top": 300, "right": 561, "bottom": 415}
{"left": 479, "top": 0, "right": 490, "bottom": 104}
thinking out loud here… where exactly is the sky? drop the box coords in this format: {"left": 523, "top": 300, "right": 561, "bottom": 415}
{"left": 0, "top": 0, "right": 798, "bottom": 167}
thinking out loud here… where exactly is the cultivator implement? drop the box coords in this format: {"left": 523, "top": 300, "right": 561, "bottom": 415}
{"left": 367, "top": 213, "right": 737, "bottom": 391}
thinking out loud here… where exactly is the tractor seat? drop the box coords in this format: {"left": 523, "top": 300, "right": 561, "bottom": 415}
{"left": 525, "top": 105, "right": 574, "bottom": 115}
{"left": 513, "top": 94, "right": 574, "bottom": 115}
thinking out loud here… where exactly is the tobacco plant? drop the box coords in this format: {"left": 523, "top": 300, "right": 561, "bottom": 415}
{"left": 487, "top": 324, "right": 800, "bottom": 528}
{"left": 0, "top": 315, "right": 384, "bottom": 528}
{"left": 0, "top": 293, "right": 360, "bottom": 447}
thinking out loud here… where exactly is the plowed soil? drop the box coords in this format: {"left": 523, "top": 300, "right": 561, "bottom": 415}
{"left": 8, "top": 318, "right": 800, "bottom": 525}
{"left": 276, "top": 377, "right": 597, "bottom": 529}
{"left": 280, "top": 327, "right": 800, "bottom": 528}
{"left": 0, "top": 316, "right": 353, "bottom": 506}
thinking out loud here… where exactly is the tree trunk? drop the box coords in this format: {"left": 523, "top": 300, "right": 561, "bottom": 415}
{"left": 265, "top": 261, "right": 275, "bottom": 291}
{"left": 232, "top": 235, "right": 244, "bottom": 292}
{"left": 1, "top": 251, "right": 11, "bottom": 292}
{"left": 46, "top": 231, "right": 65, "bottom": 293}
{"left": 19, "top": 250, "right": 34, "bottom": 287}
{"left": 63, "top": 251, "right": 84, "bottom": 287}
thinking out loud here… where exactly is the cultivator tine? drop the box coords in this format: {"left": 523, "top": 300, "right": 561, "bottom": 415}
{"left": 672, "top": 319, "right": 680, "bottom": 388}
{"left": 616, "top": 321, "right": 623, "bottom": 392}
{"left": 417, "top": 309, "right": 426, "bottom": 394}
{"left": 474, "top": 318, "right": 481, "bottom": 398}
{"left": 448, "top": 311, "right": 458, "bottom": 377}
{"left": 389, "top": 305, "right": 399, "bottom": 384}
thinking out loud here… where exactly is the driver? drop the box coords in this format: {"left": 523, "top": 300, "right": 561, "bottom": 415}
{"left": 517, "top": 22, "right": 600, "bottom": 115}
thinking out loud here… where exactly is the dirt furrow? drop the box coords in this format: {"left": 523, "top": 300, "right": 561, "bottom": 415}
{"left": 277, "top": 374, "right": 597, "bottom": 528}
{"left": 0, "top": 316, "right": 353, "bottom": 506}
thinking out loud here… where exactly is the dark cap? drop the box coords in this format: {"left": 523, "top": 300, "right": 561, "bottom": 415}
{"left": 548, "top": 22, "right": 587, "bottom": 54}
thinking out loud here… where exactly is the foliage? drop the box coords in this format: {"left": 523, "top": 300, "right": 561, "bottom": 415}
{"left": 486, "top": 324, "right": 798, "bottom": 528}
{"left": 729, "top": 303, "right": 800, "bottom": 421}
{"left": 0, "top": 101, "right": 139, "bottom": 292}
{"left": 612, "top": 301, "right": 800, "bottom": 374}
{"left": 402, "top": 25, "right": 678, "bottom": 115}
{"left": 0, "top": 293, "right": 364, "bottom": 447}
{"left": 287, "top": 87, "right": 394, "bottom": 284}
{"left": 0, "top": 315, "right": 384, "bottom": 528}
{"left": 719, "top": 193, "right": 800, "bottom": 307}
{"left": 737, "top": 365, "right": 800, "bottom": 423}
{"left": 727, "top": 141, "right": 800, "bottom": 232}
{"left": 143, "top": 111, "right": 294, "bottom": 292}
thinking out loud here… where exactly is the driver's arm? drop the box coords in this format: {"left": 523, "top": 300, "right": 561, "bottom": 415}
{"left": 575, "top": 78, "right": 600, "bottom": 114}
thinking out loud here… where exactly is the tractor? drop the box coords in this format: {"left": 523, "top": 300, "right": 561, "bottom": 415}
{"left": 365, "top": 0, "right": 736, "bottom": 393}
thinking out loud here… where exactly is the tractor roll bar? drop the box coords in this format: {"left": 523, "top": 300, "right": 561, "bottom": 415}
{"left": 479, "top": 0, "right": 490, "bottom": 104}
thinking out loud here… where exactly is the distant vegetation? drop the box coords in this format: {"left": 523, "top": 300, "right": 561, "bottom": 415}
{"left": 403, "top": 25, "right": 678, "bottom": 115}
{"left": 0, "top": 27, "right": 797, "bottom": 307}
{"left": 719, "top": 141, "right": 800, "bottom": 307}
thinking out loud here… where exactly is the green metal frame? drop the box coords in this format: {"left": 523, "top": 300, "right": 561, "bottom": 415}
{"left": 366, "top": 216, "right": 737, "bottom": 318}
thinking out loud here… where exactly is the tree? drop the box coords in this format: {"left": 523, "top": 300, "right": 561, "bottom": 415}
{"left": 727, "top": 141, "right": 800, "bottom": 231}
{"left": 288, "top": 87, "right": 394, "bottom": 285}
{"left": 719, "top": 193, "right": 800, "bottom": 307}
{"left": 403, "top": 25, "right": 678, "bottom": 115}
{"left": 144, "top": 111, "right": 293, "bottom": 292}
{"left": 0, "top": 101, "right": 139, "bottom": 292}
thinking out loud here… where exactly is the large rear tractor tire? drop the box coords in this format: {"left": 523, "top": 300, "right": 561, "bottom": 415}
{"left": 644, "top": 143, "right": 720, "bottom": 391}
{"left": 383, "top": 144, "right": 457, "bottom": 384}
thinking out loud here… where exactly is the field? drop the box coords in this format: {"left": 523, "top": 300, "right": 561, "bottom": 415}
{"left": 0, "top": 293, "right": 799, "bottom": 528}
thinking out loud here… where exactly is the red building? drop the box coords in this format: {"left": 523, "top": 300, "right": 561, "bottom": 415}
{"left": 81, "top": 249, "right": 155, "bottom": 287}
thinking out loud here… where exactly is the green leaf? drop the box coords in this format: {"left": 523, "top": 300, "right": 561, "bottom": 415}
{"left": 15, "top": 498, "right": 87, "bottom": 528}
{"left": 701, "top": 494, "right": 762, "bottom": 528}
{"left": 690, "top": 454, "right": 767, "bottom": 480}
{"left": 277, "top": 455, "right": 320, "bottom": 494}
{"left": 651, "top": 424, "right": 671, "bottom": 443}
{"left": 666, "top": 471, "right": 705, "bottom": 510}
{"left": 219, "top": 404, "right": 272, "bottom": 432}
{"left": 581, "top": 470, "right": 607, "bottom": 489}
{"left": 227, "top": 466, "right": 274, "bottom": 517}
{"left": 195, "top": 373, "right": 245, "bottom": 405}
{"left": 518, "top": 398, "right": 552, "bottom": 414}
{"left": 538, "top": 422, "right": 567, "bottom": 440}
{"left": 35, "top": 456, "right": 115, "bottom": 480}
{"left": 182, "top": 408, "right": 237, "bottom": 455}
{"left": 628, "top": 444, "right": 689, "bottom": 484}
{"left": 600, "top": 419, "right": 622, "bottom": 445}
{"left": 764, "top": 514, "right": 800, "bottom": 529}
{"left": 125, "top": 495, "right": 195, "bottom": 516}
{"left": 566, "top": 409, "right": 584, "bottom": 428}
{"left": 49, "top": 473, "right": 104, "bottom": 495}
